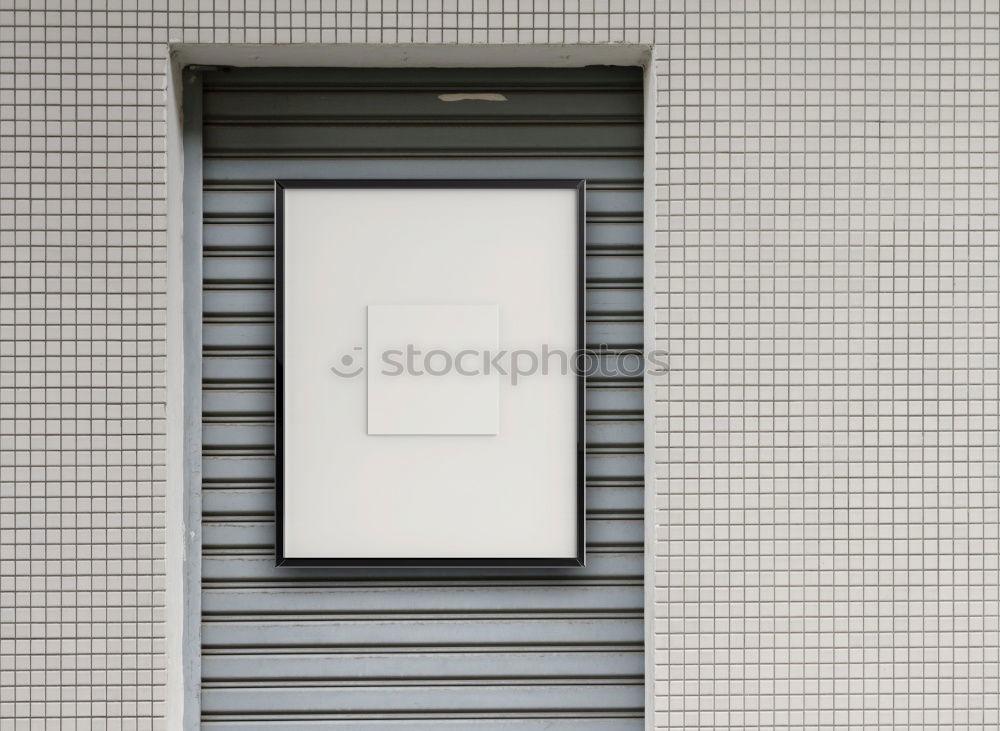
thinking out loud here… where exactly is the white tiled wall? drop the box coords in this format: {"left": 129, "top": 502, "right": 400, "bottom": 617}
{"left": 0, "top": 3, "right": 997, "bottom": 730}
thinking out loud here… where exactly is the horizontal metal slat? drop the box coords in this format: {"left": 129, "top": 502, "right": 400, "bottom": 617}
{"left": 201, "top": 384, "right": 642, "bottom": 417}
{"left": 201, "top": 288, "right": 641, "bottom": 318}
{"left": 200, "top": 683, "right": 643, "bottom": 715}
{"left": 202, "top": 157, "right": 642, "bottom": 185}
{"left": 201, "top": 518, "right": 642, "bottom": 552}
{"left": 202, "top": 389, "right": 272, "bottom": 416}
{"left": 202, "top": 484, "right": 642, "bottom": 518}
{"left": 587, "top": 387, "right": 643, "bottom": 414}
{"left": 202, "top": 252, "right": 641, "bottom": 285}
{"left": 201, "top": 452, "right": 642, "bottom": 484}
{"left": 200, "top": 419, "right": 640, "bottom": 450}
{"left": 201, "top": 719, "right": 641, "bottom": 730}
{"left": 204, "top": 90, "right": 642, "bottom": 121}
{"left": 201, "top": 616, "right": 642, "bottom": 650}
{"left": 202, "top": 66, "right": 642, "bottom": 90}
{"left": 202, "top": 357, "right": 274, "bottom": 383}
{"left": 585, "top": 253, "right": 643, "bottom": 283}
{"left": 201, "top": 649, "right": 642, "bottom": 681}
{"left": 202, "top": 585, "right": 643, "bottom": 615}
{"left": 202, "top": 220, "right": 642, "bottom": 251}
{"left": 201, "top": 322, "right": 642, "bottom": 350}
{"left": 204, "top": 123, "right": 643, "bottom": 154}
{"left": 202, "top": 188, "right": 641, "bottom": 218}
{"left": 199, "top": 552, "right": 641, "bottom": 584}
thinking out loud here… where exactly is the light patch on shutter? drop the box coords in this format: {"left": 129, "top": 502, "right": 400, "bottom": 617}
{"left": 437, "top": 93, "right": 508, "bottom": 102}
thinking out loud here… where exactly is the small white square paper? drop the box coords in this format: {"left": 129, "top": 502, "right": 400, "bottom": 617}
{"left": 367, "top": 304, "right": 499, "bottom": 435}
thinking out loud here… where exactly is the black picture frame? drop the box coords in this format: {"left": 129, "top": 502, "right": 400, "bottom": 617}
{"left": 274, "top": 179, "right": 587, "bottom": 567}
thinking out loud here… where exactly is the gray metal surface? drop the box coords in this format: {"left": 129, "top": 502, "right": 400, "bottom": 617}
{"left": 199, "top": 66, "right": 644, "bottom": 727}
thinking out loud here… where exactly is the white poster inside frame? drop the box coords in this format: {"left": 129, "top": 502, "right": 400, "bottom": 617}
{"left": 276, "top": 180, "right": 585, "bottom": 566}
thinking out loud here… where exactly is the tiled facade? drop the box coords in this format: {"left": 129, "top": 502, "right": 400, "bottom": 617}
{"left": 1, "top": 2, "right": 998, "bottom": 729}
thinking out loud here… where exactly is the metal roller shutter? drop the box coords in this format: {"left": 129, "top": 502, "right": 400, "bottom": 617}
{"left": 197, "top": 66, "right": 644, "bottom": 728}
